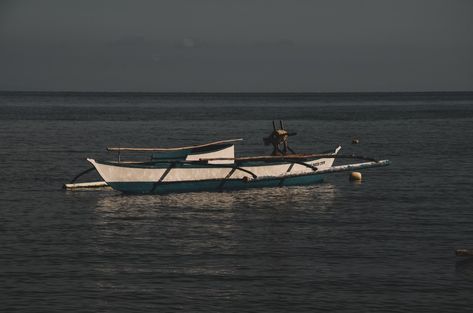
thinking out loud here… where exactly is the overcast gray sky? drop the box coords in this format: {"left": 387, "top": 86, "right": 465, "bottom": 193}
{"left": 0, "top": 0, "right": 472, "bottom": 92}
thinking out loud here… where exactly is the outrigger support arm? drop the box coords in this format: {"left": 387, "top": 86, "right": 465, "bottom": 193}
{"left": 202, "top": 162, "right": 257, "bottom": 179}
{"left": 229, "top": 166, "right": 257, "bottom": 179}
{"left": 147, "top": 160, "right": 258, "bottom": 192}
{"left": 286, "top": 160, "right": 318, "bottom": 172}
{"left": 141, "top": 159, "right": 258, "bottom": 179}
{"left": 68, "top": 166, "right": 96, "bottom": 184}
{"left": 151, "top": 162, "right": 176, "bottom": 193}
{"left": 145, "top": 160, "right": 258, "bottom": 192}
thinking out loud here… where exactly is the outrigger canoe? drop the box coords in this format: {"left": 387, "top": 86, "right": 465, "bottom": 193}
{"left": 67, "top": 122, "right": 390, "bottom": 194}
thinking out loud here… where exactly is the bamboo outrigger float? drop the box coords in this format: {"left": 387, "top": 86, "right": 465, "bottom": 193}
{"left": 66, "top": 122, "right": 390, "bottom": 194}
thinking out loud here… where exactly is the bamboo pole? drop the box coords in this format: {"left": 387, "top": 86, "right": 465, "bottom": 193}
{"left": 199, "top": 153, "right": 378, "bottom": 163}
{"left": 315, "top": 160, "right": 390, "bottom": 174}
{"left": 64, "top": 181, "right": 108, "bottom": 189}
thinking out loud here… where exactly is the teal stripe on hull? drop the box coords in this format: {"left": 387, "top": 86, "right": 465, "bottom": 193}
{"left": 108, "top": 174, "right": 325, "bottom": 194}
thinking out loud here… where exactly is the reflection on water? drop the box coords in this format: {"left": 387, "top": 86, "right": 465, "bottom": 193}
{"left": 90, "top": 184, "right": 338, "bottom": 287}
{"left": 456, "top": 257, "right": 473, "bottom": 280}
{"left": 5, "top": 94, "right": 473, "bottom": 311}
{"left": 95, "top": 183, "right": 338, "bottom": 214}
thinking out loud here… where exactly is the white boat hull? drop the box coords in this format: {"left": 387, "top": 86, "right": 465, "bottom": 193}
{"left": 87, "top": 147, "right": 342, "bottom": 194}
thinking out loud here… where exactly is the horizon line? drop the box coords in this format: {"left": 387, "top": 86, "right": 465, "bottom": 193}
{"left": 1, "top": 90, "right": 473, "bottom": 96}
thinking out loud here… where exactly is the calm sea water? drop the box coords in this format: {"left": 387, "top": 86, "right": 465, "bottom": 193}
{"left": 1, "top": 92, "right": 473, "bottom": 312}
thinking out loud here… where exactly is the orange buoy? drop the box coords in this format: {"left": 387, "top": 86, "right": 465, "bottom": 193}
{"left": 349, "top": 172, "right": 362, "bottom": 181}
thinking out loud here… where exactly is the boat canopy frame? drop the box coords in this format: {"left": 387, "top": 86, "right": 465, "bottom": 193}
{"left": 106, "top": 138, "right": 243, "bottom": 152}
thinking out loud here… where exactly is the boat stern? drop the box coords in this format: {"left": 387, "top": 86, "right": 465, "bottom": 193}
{"left": 318, "top": 145, "right": 341, "bottom": 169}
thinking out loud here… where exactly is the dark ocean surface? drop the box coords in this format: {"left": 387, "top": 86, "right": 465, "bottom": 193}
{"left": 1, "top": 92, "right": 473, "bottom": 312}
